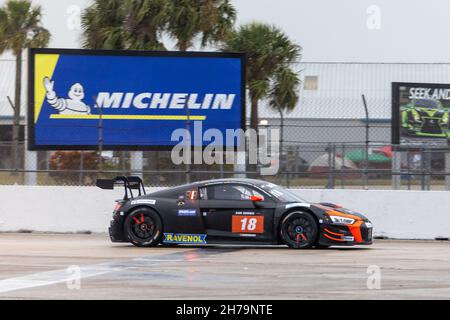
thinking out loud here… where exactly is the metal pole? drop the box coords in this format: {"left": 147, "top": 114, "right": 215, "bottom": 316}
{"left": 420, "top": 148, "right": 425, "bottom": 191}
{"left": 277, "top": 106, "right": 287, "bottom": 187}
{"left": 341, "top": 144, "right": 346, "bottom": 189}
{"left": 95, "top": 96, "right": 103, "bottom": 174}
{"left": 327, "top": 143, "right": 335, "bottom": 189}
{"left": 445, "top": 151, "right": 450, "bottom": 191}
{"left": 392, "top": 150, "right": 402, "bottom": 190}
{"left": 185, "top": 104, "right": 191, "bottom": 184}
{"left": 361, "top": 94, "right": 370, "bottom": 189}
{"left": 332, "top": 144, "right": 336, "bottom": 189}
{"left": 407, "top": 150, "right": 411, "bottom": 190}
{"left": 425, "top": 149, "right": 431, "bottom": 190}
{"left": 79, "top": 152, "right": 83, "bottom": 185}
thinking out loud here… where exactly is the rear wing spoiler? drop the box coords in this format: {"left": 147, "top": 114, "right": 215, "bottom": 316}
{"left": 96, "top": 176, "right": 146, "bottom": 200}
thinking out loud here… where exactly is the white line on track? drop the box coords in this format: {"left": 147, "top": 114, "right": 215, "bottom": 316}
{"left": 0, "top": 252, "right": 191, "bottom": 294}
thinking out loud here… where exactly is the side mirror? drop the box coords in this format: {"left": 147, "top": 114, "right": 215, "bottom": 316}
{"left": 250, "top": 195, "right": 264, "bottom": 202}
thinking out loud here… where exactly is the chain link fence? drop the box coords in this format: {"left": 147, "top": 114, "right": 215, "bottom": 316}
{"left": 2, "top": 61, "right": 450, "bottom": 189}
{"left": 1, "top": 139, "right": 450, "bottom": 190}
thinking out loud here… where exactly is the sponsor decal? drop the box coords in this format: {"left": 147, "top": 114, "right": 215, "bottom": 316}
{"left": 163, "top": 233, "right": 207, "bottom": 244}
{"left": 234, "top": 211, "right": 256, "bottom": 216}
{"left": 178, "top": 209, "right": 197, "bottom": 217}
{"left": 130, "top": 199, "right": 156, "bottom": 205}
{"left": 342, "top": 236, "right": 355, "bottom": 242}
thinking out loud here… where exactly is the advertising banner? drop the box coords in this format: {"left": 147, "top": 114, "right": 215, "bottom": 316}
{"left": 28, "top": 48, "right": 245, "bottom": 150}
{"left": 392, "top": 82, "right": 450, "bottom": 148}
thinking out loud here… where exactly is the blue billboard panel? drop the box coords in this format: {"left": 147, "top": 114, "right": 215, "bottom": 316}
{"left": 28, "top": 48, "right": 245, "bottom": 150}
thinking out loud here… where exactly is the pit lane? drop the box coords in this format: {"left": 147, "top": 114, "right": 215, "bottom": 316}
{"left": 0, "top": 233, "right": 449, "bottom": 299}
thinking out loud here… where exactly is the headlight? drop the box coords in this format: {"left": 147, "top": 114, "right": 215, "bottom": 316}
{"left": 329, "top": 215, "right": 355, "bottom": 225}
{"left": 412, "top": 110, "right": 421, "bottom": 122}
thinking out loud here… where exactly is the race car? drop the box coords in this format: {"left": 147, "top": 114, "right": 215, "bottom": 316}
{"left": 97, "top": 177, "right": 373, "bottom": 249}
{"left": 401, "top": 98, "right": 449, "bottom": 138}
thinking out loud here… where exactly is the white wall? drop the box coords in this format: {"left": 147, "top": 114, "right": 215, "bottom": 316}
{"left": 292, "top": 189, "right": 450, "bottom": 240}
{"left": 0, "top": 186, "right": 449, "bottom": 239}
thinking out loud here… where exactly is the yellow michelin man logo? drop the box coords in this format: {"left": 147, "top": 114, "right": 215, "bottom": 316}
{"left": 43, "top": 76, "right": 91, "bottom": 115}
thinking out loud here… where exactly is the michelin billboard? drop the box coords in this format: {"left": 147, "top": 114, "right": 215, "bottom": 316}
{"left": 28, "top": 48, "right": 245, "bottom": 150}
{"left": 392, "top": 82, "right": 450, "bottom": 148}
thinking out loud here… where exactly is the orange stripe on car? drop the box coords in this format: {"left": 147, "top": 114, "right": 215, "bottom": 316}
{"left": 324, "top": 228, "right": 344, "bottom": 237}
{"left": 347, "top": 221, "right": 364, "bottom": 243}
{"left": 323, "top": 233, "right": 345, "bottom": 242}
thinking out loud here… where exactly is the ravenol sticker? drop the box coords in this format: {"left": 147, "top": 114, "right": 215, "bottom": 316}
{"left": 178, "top": 209, "right": 197, "bottom": 216}
{"left": 163, "top": 233, "right": 207, "bottom": 244}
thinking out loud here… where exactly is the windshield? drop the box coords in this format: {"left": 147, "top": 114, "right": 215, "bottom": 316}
{"left": 415, "top": 99, "right": 439, "bottom": 109}
{"left": 260, "top": 183, "right": 307, "bottom": 202}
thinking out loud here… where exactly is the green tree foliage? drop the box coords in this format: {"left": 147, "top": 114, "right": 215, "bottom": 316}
{"left": 0, "top": 0, "right": 50, "bottom": 171}
{"left": 81, "top": 0, "right": 236, "bottom": 51}
{"left": 222, "top": 23, "right": 301, "bottom": 131}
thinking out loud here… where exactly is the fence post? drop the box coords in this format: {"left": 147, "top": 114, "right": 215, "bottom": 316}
{"left": 425, "top": 149, "right": 431, "bottom": 191}
{"left": 361, "top": 95, "right": 370, "bottom": 189}
{"left": 392, "top": 149, "right": 401, "bottom": 190}
{"left": 79, "top": 152, "right": 84, "bottom": 185}
{"left": 24, "top": 78, "right": 37, "bottom": 185}
{"left": 327, "top": 143, "right": 335, "bottom": 189}
{"left": 24, "top": 145, "right": 37, "bottom": 185}
{"left": 420, "top": 148, "right": 426, "bottom": 191}
{"left": 130, "top": 152, "right": 144, "bottom": 179}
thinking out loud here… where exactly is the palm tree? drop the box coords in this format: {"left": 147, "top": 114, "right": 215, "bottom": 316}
{"left": 123, "top": 0, "right": 171, "bottom": 50}
{"left": 168, "top": 0, "right": 236, "bottom": 51}
{"left": 269, "top": 67, "right": 300, "bottom": 174}
{"left": 221, "top": 23, "right": 301, "bottom": 132}
{"left": 0, "top": 0, "right": 50, "bottom": 171}
{"left": 81, "top": 0, "right": 171, "bottom": 51}
{"left": 81, "top": 0, "right": 126, "bottom": 50}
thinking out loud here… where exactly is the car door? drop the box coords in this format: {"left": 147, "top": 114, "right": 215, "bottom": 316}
{"left": 199, "top": 183, "right": 276, "bottom": 242}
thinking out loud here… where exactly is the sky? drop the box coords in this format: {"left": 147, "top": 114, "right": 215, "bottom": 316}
{"left": 1, "top": 0, "right": 450, "bottom": 62}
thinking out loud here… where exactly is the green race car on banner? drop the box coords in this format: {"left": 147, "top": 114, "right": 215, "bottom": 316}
{"left": 401, "top": 99, "right": 450, "bottom": 138}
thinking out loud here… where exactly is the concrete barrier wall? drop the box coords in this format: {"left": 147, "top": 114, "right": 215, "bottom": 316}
{"left": 290, "top": 189, "right": 450, "bottom": 240}
{"left": 0, "top": 186, "right": 449, "bottom": 239}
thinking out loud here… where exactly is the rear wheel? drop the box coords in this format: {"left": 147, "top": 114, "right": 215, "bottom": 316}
{"left": 124, "top": 207, "right": 163, "bottom": 247}
{"left": 280, "top": 211, "right": 318, "bottom": 249}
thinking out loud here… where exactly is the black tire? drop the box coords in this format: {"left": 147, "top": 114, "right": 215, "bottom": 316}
{"left": 280, "top": 211, "right": 318, "bottom": 249}
{"left": 124, "top": 207, "right": 163, "bottom": 247}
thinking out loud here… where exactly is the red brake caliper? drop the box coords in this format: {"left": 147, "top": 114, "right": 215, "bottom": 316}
{"left": 133, "top": 213, "right": 145, "bottom": 225}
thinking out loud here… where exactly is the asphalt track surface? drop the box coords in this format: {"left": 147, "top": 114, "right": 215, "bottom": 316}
{"left": 0, "top": 233, "right": 449, "bottom": 299}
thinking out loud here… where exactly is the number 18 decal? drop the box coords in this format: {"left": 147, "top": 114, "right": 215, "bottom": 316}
{"left": 232, "top": 215, "right": 264, "bottom": 234}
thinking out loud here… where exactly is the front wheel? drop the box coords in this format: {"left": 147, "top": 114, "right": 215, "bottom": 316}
{"left": 124, "top": 207, "right": 163, "bottom": 247}
{"left": 280, "top": 211, "right": 318, "bottom": 249}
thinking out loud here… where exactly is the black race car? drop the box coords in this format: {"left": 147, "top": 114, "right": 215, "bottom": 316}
{"left": 97, "top": 177, "right": 373, "bottom": 249}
